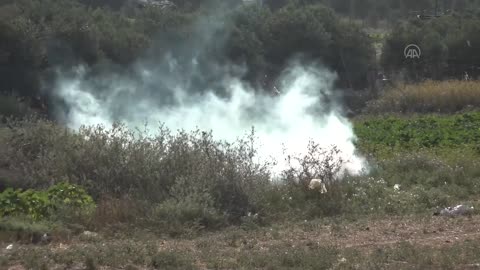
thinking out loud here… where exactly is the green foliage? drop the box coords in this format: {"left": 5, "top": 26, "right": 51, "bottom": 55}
{"left": 342, "top": 148, "right": 480, "bottom": 215}
{"left": 0, "top": 0, "right": 377, "bottom": 100}
{"left": 263, "top": 4, "right": 334, "bottom": 67}
{"left": 228, "top": 3, "right": 375, "bottom": 89}
{"left": 0, "top": 216, "right": 52, "bottom": 234}
{"left": 1, "top": 0, "right": 480, "bottom": 100}
{"left": 4, "top": 114, "right": 480, "bottom": 230}
{"left": 0, "top": 0, "right": 158, "bottom": 97}
{"left": 354, "top": 112, "right": 480, "bottom": 150}
{"left": 3, "top": 118, "right": 272, "bottom": 227}
{"left": 150, "top": 179, "right": 227, "bottom": 234}
{"left": 345, "top": 112, "right": 480, "bottom": 215}
{"left": 47, "top": 182, "right": 95, "bottom": 210}
{"left": 382, "top": 14, "right": 480, "bottom": 81}
{"left": 0, "top": 188, "right": 51, "bottom": 220}
{"left": 0, "top": 182, "right": 95, "bottom": 220}
{"left": 0, "top": 13, "right": 46, "bottom": 96}
{"left": 293, "top": 0, "right": 480, "bottom": 23}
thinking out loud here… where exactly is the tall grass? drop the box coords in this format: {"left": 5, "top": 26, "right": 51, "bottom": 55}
{"left": 365, "top": 80, "right": 480, "bottom": 114}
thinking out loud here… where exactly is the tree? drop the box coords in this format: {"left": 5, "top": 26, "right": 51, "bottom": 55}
{"left": 382, "top": 14, "right": 480, "bottom": 81}
{"left": 225, "top": 5, "right": 271, "bottom": 86}
{"left": 263, "top": 4, "right": 334, "bottom": 71}
{"left": 0, "top": 16, "right": 46, "bottom": 97}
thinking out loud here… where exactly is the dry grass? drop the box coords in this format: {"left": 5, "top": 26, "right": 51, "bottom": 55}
{"left": 92, "top": 195, "right": 147, "bottom": 227}
{"left": 365, "top": 80, "right": 480, "bottom": 114}
{"left": 2, "top": 215, "right": 480, "bottom": 269}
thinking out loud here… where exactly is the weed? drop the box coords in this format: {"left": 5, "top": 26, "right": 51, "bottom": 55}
{"left": 150, "top": 251, "right": 197, "bottom": 270}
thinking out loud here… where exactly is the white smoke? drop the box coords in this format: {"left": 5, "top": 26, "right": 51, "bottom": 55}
{"left": 50, "top": 10, "right": 368, "bottom": 179}
{"left": 52, "top": 60, "right": 367, "bottom": 178}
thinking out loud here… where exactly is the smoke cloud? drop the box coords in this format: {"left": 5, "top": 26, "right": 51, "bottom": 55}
{"left": 50, "top": 9, "right": 368, "bottom": 179}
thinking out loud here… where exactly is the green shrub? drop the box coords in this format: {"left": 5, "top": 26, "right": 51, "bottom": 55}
{"left": 0, "top": 188, "right": 51, "bottom": 220}
{"left": 341, "top": 148, "right": 480, "bottom": 216}
{"left": 150, "top": 179, "right": 226, "bottom": 234}
{"left": 278, "top": 142, "right": 348, "bottom": 218}
{"left": 354, "top": 112, "right": 480, "bottom": 151}
{"left": 47, "top": 181, "right": 95, "bottom": 212}
{"left": 4, "top": 114, "right": 480, "bottom": 229}
{"left": 0, "top": 182, "right": 95, "bottom": 221}
{"left": 3, "top": 118, "right": 271, "bottom": 225}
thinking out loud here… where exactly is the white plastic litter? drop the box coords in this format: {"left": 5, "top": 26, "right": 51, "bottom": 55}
{"left": 436, "top": 205, "right": 474, "bottom": 217}
{"left": 6, "top": 244, "right": 13, "bottom": 250}
{"left": 308, "top": 179, "right": 328, "bottom": 194}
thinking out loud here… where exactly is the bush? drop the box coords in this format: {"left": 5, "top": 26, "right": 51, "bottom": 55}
{"left": 5, "top": 114, "right": 480, "bottom": 229}
{"left": 150, "top": 177, "right": 227, "bottom": 234}
{"left": 47, "top": 182, "right": 95, "bottom": 210}
{"left": 2, "top": 118, "right": 272, "bottom": 225}
{"left": 0, "top": 182, "right": 95, "bottom": 221}
{"left": 1, "top": 117, "right": 368, "bottom": 227}
{"left": 0, "top": 188, "right": 51, "bottom": 220}
{"left": 277, "top": 141, "right": 349, "bottom": 218}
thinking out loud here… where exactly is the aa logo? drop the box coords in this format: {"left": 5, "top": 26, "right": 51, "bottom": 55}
{"left": 404, "top": 44, "right": 421, "bottom": 59}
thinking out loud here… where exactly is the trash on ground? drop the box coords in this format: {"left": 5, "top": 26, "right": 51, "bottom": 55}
{"left": 434, "top": 205, "right": 474, "bottom": 216}
{"left": 308, "top": 178, "right": 328, "bottom": 194}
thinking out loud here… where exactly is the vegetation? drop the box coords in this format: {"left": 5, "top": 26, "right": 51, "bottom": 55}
{"left": 382, "top": 14, "right": 480, "bottom": 81}
{"left": 0, "top": 0, "right": 376, "bottom": 103}
{"left": 355, "top": 112, "right": 480, "bottom": 150}
{"left": 3, "top": 216, "right": 480, "bottom": 269}
{"left": 365, "top": 80, "right": 480, "bottom": 114}
{"left": 226, "top": 3, "right": 375, "bottom": 89}
{"left": 0, "top": 182, "right": 95, "bottom": 221}
{"left": 1, "top": 0, "right": 479, "bottom": 113}
{"left": 1, "top": 113, "right": 480, "bottom": 233}
{"left": 2, "top": 0, "right": 480, "bottom": 269}
{"left": 2, "top": 89, "right": 480, "bottom": 269}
